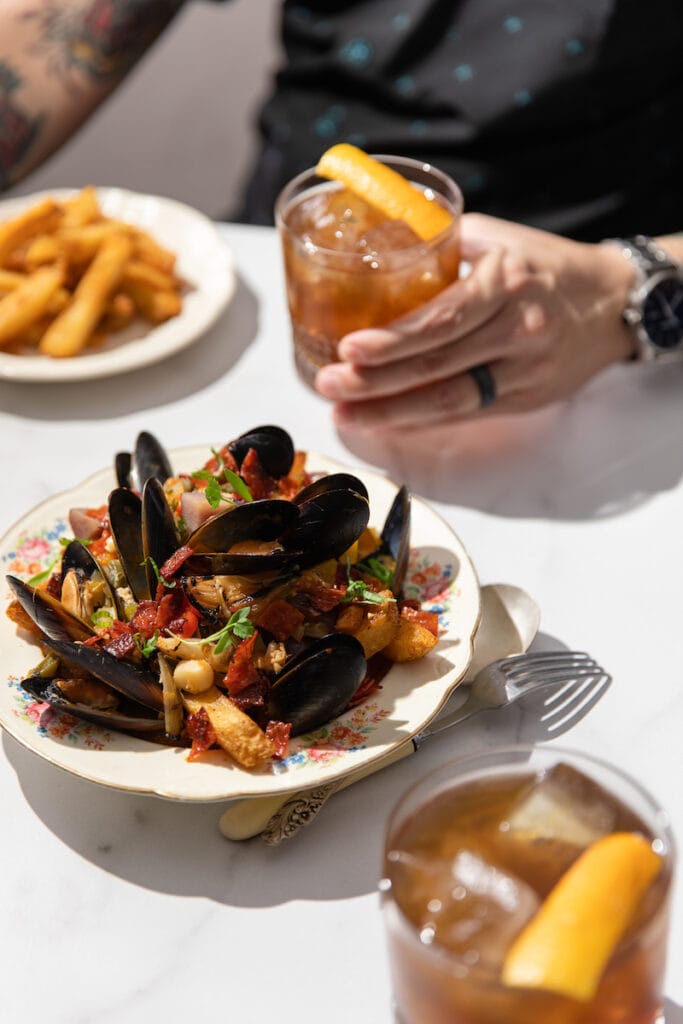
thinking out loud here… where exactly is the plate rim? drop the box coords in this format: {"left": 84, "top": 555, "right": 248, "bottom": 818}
{"left": 0, "top": 447, "right": 481, "bottom": 802}
{"left": 0, "top": 187, "right": 235, "bottom": 383}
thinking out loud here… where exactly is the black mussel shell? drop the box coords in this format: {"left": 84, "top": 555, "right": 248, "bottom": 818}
{"left": 61, "top": 539, "right": 120, "bottom": 614}
{"left": 141, "top": 478, "right": 179, "bottom": 596}
{"left": 292, "top": 472, "right": 369, "bottom": 505}
{"left": 134, "top": 431, "right": 173, "bottom": 490}
{"left": 186, "top": 498, "right": 299, "bottom": 554}
{"left": 227, "top": 425, "right": 294, "bottom": 478}
{"left": 267, "top": 633, "right": 366, "bottom": 736}
{"left": 115, "top": 451, "right": 132, "bottom": 489}
{"left": 7, "top": 574, "right": 93, "bottom": 643}
{"left": 109, "top": 488, "right": 149, "bottom": 601}
{"left": 21, "top": 675, "right": 163, "bottom": 733}
{"left": 381, "top": 486, "right": 411, "bottom": 596}
{"left": 284, "top": 489, "right": 369, "bottom": 567}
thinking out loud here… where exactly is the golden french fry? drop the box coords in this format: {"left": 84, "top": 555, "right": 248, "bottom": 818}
{"left": 0, "top": 267, "right": 69, "bottom": 314}
{"left": 0, "top": 266, "right": 64, "bottom": 346}
{"left": 121, "top": 258, "right": 178, "bottom": 293}
{"left": 60, "top": 186, "right": 101, "bottom": 228}
{"left": 130, "top": 227, "right": 177, "bottom": 273}
{"left": 123, "top": 278, "right": 182, "bottom": 324}
{"left": 39, "top": 233, "right": 132, "bottom": 357}
{"left": 182, "top": 687, "right": 275, "bottom": 769}
{"left": 56, "top": 222, "right": 129, "bottom": 265}
{"left": 0, "top": 198, "right": 61, "bottom": 266}
{"left": 100, "top": 292, "right": 135, "bottom": 332}
{"left": 24, "top": 234, "right": 64, "bottom": 268}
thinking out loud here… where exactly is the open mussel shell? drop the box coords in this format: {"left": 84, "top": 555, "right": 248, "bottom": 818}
{"left": 7, "top": 576, "right": 163, "bottom": 711}
{"left": 284, "top": 488, "right": 370, "bottom": 567}
{"left": 187, "top": 499, "right": 299, "bottom": 554}
{"left": 227, "top": 425, "right": 294, "bottom": 478}
{"left": 7, "top": 574, "right": 93, "bottom": 643}
{"left": 115, "top": 432, "right": 173, "bottom": 492}
{"left": 381, "top": 485, "right": 411, "bottom": 596}
{"left": 267, "top": 633, "right": 366, "bottom": 736}
{"left": 21, "top": 675, "right": 163, "bottom": 733}
{"left": 61, "top": 538, "right": 121, "bottom": 617}
{"left": 109, "top": 488, "right": 149, "bottom": 601}
{"left": 141, "top": 478, "right": 180, "bottom": 595}
{"left": 292, "top": 472, "right": 369, "bottom": 505}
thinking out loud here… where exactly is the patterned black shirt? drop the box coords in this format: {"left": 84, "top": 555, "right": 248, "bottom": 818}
{"left": 233, "top": 0, "right": 682, "bottom": 241}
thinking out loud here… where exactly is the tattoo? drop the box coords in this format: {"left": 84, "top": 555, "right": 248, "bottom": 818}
{"left": 0, "top": 62, "right": 42, "bottom": 189}
{"left": 23, "top": 0, "right": 184, "bottom": 84}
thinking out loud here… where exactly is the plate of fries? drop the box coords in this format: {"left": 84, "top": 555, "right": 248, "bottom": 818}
{"left": 0, "top": 449, "right": 480, "bottom": 801}
{"left": 0, "top": 187, "right": 235, "bottom": 382}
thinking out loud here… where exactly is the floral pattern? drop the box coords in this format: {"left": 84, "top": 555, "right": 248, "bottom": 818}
{"left": 3, "top": 518, "right": 458, "bottom": 771}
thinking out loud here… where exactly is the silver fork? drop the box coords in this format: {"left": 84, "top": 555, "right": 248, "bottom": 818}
{"left": 413, "top": 650, "right": 609, "bottom": 747}
{"left": 222, "top": 649, "right": 610, "bottom": 845}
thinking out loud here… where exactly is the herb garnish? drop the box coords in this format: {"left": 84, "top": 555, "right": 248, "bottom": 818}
{"left": 341, "top": 559, "right": 396, "bottom": 605}
{"left": 174, "top": 607, "right": 254, "bottom": 655}
{"left": 141, "top": 555, "right": 176, "bottom": 589}
{"left": 356, "top": 556, "right": 394, "bottom": 587}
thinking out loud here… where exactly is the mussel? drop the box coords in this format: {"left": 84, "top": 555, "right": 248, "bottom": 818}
{"left": 266, "top": 633, "right": 366, "bottom": 736}
{"left": 21, "top": 674, "right": 163, "bottom": 732}
{"left": 227, "top": 425, "right": 294, "bottom": 478}
{"left": 115, "top": 431, "right": 173, "bottom": 491}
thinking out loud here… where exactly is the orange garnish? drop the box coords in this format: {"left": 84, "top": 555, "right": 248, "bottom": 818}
{"left": 502, "top": 832, "right": 662, "bottom": 1002}
{"left": 315, "top": 144, "right": 453, "bottom": 242}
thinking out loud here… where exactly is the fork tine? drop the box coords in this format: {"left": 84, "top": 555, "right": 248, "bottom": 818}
{"left": 504, "top": 661, "right": 602, "bottom": 685}
{"left": 542, "top": 670, "right": 608, "bottom": 705}
{"left": 499, "top": 650, "right": 592, "bottom": 668}
{"left": 542, "top": 672, "right": 609, "bottom": 714}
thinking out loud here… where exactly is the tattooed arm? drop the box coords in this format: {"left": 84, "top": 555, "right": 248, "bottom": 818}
{"left": 0, "top": 0, "right": 186, "bottom": 191}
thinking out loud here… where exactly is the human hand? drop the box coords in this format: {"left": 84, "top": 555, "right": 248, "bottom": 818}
{"left": 314, "top": 214, "right": 636, "bottom": 432}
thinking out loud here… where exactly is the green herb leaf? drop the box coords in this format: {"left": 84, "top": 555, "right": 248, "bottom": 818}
{"left": 92, "top": 608, "right": 114, "bottom": 629}
{"left": 341, "top": 558, "right": 395, "bottom": 605}
{"left": 223, "top": 468, "right": 253, "bottom": 503}
{"left": 356, "top": 556, "right": 394, "bottom": 587}
{"left": 141, "top": 555, "right": 176, "bottom": 589}
{"left": 26, "top": 565, "right": 56, "bottom": 587}
{"left": 136, "top": 629, "right": 159, "bottom": 658}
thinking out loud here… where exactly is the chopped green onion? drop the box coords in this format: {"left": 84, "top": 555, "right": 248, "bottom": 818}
{"left": 356, "top": 556, "right": 394, "bottom": 587}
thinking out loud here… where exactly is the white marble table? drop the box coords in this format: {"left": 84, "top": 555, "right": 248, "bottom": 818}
{"left": 0, "top": 224, "right": 681, "bottom": 1024}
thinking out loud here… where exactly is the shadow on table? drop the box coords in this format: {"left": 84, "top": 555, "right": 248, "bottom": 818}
{"left": 0, "top": 272, "right": 258, "bottom": 420}
{"left": 3, "top": 631, "right": 612, "bottom": 908}
{"left": 338, "top": 363, "right": 683, "bottom": 522}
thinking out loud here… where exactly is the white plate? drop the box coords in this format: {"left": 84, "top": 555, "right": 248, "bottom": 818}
{"left": 0, "top": 188, "right": 235, "bottom": 382}
{"left": 0, "top": 449, "right": 480, "bottom": 801}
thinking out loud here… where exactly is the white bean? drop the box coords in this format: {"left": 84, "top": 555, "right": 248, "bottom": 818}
{"left": 173, "top": 658, "right": 214, "bottom": 693}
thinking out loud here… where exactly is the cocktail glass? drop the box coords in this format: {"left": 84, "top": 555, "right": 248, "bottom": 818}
{"left": 381, "top": 745, "right": 674, "bottom": 1024}
{"left": 275, "top": 155, "right": 463, "bottom": 388}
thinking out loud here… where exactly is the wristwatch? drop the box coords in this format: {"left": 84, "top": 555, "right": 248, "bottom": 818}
{"left": 606, "top": 236, "right": 683, "bottom": 361}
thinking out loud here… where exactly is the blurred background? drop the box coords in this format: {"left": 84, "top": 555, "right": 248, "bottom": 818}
{"left": 5, "top": 1, "right": 280, "bottom": 220}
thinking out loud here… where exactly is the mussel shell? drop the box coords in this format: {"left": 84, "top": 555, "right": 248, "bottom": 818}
{"left": 283, "top": 489, "right": 369, "bottom": 566}
{"left": 21, "top": 675, "right": 163, "bottom": 733}
{"left": 7, "top": 574, "right": 93, "bottom": 643}
{"left": 381, "top": 486, "right": 411, "bottom": 596}
{"left": 7, "top": 576, "right": 163, "bottom": 711}
{"left": 227, "top": 425, "right": 294, "bottom": 478}
{"left": 115, "top": 451, "right": 132, "bottom": 489}
{"left": 141, "top": 478, "right": 179, "bottom": 596}
{"left": 186, "top": 498, "right": 299, "bottom": 554}
{"left": 134, "top": 431, "right": 173, "bottom": 490}
{"left": 109, "top": 488, "right": 149, "bottom": 601}
{"left": 267, "top": 633, "right": 366, "bottom": 736}
{"left": 61, "top": 538, "right": 120, "bottom": 615}
{"left": 292, "top": 472, "right": 369, "bottom": 505}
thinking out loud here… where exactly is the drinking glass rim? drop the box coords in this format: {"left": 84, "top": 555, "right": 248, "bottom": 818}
{"left": 274, "top": 153, "right": 463, "bottom": 261}
{"left": 381, "top": 742, "right": 675, "bottom": 986}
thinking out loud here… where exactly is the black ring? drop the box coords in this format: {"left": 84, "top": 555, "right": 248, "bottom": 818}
{"left": 469, "top": 363, "right": 496, "bottom": 408}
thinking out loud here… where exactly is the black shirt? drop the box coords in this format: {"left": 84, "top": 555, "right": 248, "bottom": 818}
{"left": 234, "top": 0, "right": 682, "bottom": 241}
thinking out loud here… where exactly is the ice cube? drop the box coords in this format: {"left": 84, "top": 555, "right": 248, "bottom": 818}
{"left": 361, "top": 219, "right": 423, "bottom": 256}
{"left": 388, "top": 848, "right": 539, "bottom": 972}
{"left": 506, "top": 763, "right": 618, "bottom": 848}
{"left": 433, "top": 850, "right": 540, "bottom": 970}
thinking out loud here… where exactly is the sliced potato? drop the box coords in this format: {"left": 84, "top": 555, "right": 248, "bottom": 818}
{"left": 182, "top": 686, "right": 274, "bottom": 769}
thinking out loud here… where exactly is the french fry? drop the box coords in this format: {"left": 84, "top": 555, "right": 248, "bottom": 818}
{"left": 182, "top": 687, "right": 275, "bottom": 769}
{"left": 0, "top": 267, "right": 69, "bottom": 314}
{"left": 130, "top": 227, "right": 177, "bottom": 273}
{"left": 0, "top": 266, "right": 64, "bottom": 347}
{"left": 0, "top": 197, "right": 61, "bottom": 266}
{"left": 39, "top": 233, "right": 132, "bottom": 357}
{"left": 100, "top": 292, "right": 135, "bottom": 332}
{"left": 60, "top": 186, "right": 101, "bottom": 228}
{"left": 24, "top": 234, "right": 64, "bottom": 269}
{"left": 122, "top": 276, "right": 182, "bottom": 323}
{"left": 57, "top": 221, "right": 130, "bottom": 265}
{"left": 121, "top": 258, "right": 179, "bottom": 293}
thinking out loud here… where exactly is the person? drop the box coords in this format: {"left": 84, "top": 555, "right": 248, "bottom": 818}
{"left": 2, "top": 0, "right": 682, "bottom": 430}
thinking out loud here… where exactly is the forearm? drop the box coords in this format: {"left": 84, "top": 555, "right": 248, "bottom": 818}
{"left": 0, "top": 0, "right": 185, "bottom": 191}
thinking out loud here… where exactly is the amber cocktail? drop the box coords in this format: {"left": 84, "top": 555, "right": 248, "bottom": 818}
{"left": 382, "top": 746, "right": 674, "bottom": 1024}
{"left": 275, "top": 155, "right": 463, "bottom": 388}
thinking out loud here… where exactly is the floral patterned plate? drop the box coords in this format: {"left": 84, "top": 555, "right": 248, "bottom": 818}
{"left": 0, "top": 449, "right": 480, "bottom": 802}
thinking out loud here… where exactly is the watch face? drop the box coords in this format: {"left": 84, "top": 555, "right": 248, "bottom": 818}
{"left": 642, "top": 276, "right": 683, "bottom": 351}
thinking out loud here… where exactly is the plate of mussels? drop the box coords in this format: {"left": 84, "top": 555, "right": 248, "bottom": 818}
{"left": 0, "top": 425, "right": 480, "bottom": 802}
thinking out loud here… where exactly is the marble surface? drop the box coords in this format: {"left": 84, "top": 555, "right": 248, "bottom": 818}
{"left": 0, "top": 223, "right": 681, "bottom": 1023}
